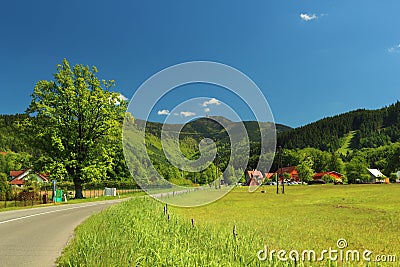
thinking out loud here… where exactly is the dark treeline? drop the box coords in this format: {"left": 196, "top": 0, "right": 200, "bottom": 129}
{"left": 0, "top": 114, "right": 36, "bottom": 154}
{"left": 278, "top": 101, "right": 400, "bottom": 150}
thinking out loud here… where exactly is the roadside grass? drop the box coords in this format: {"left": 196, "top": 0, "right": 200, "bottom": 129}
{"left": 0, "top": 191, "right": 144, "bottom": 213}
{"left": 155, "top": 186, "right": 232, "bottom": 207}
{"left": 57, "top": 184, "right": 400, "bottom": 266}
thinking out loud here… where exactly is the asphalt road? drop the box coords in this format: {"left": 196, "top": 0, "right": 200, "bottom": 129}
{"left": 0, "top": 199, "right": 127, "bottom": 267}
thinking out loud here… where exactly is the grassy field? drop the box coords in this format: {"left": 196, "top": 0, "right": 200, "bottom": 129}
{"left": 57, "top": 184, "right": 400, "bottom": 266}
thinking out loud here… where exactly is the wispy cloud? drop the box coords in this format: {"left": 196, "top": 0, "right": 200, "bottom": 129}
{"left": 300, "top": 13, "right": 318, "bottom": 21}
{"left": 388, "top": 44, "right": 400, "bottom": 53}
{"left": 180, "top": 111, "right": 196, "bottom": 117}
{"left": 202, "top": 98, "right": 221, "bottom": 107}
{"left": 204, "top": 107, "right": 210, "bottom": 113}
{"left": 157, "top": 109, "right": 170, "bottom": 115}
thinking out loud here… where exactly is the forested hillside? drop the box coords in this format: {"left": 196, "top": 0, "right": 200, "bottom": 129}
{"left": 0, "top": 114, "right": 34, "bottom": 154}
{"left": 278, "top": 101, "right": 400, "bottom": 151}
{"left": 2, "top": 101, "right": 400, "bottom": 186}
{"left": 124, "top": 117, "right": 290, "bottom": 186}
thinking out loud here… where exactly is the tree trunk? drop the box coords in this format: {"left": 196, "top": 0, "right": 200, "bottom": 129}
{"left": 74, "top": 181, "right": 84, "bottom": 199}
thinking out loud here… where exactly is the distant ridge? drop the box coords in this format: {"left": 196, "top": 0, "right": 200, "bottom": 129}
{"left": 134, "top": 116, "right": 292, "bottom": 139}
{"left": 278, "top": 101, "right": 400, "bottom": 151}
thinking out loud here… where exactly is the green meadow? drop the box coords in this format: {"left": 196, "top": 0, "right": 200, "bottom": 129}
{"left": 57, "top": 184, "right": 400, "bottom": 266}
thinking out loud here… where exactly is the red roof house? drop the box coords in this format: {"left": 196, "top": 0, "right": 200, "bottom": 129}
{"left": 264, "top": 173, "right": 275, "bottom": 179}
{"left": 276, "top": 166, "right": 299, "bottom": 181}
{"left": 9, "top": 168, "right": 49, "bottom": 187}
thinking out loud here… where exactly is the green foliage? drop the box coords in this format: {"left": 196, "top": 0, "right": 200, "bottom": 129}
{"left": 389, "top": 173, "right": 398, "bottom": 183}
{"left": 0, "top": 114, "right": 36, "bottom": 154}
{"left": 327, "top": 151, "right": 344, "bottom": 174}
{"left": 168, "top": 177, "right": 193, "bottom": 186}
{"left": 296, "top": 155, "right": 314, "bottom": 182}
{"left": 27, "top": 59, "right": 127, "bottom": 198}
{"left": 0, "top": 172, "right": 10, "bottom": 200}
{"left": 321, "top": 174, "right": 334, "bottom": 183}
{"left": 0, "top": 152, "right": 32, "bottom": 175}
{"left": 283, "top": 172, "right": 291, "bottom": 180}
{"left": 222, "top": 164, "right": 236, "bottom": 185}
{"left": 345, "top": 154, "right": 370, "bottom": 184}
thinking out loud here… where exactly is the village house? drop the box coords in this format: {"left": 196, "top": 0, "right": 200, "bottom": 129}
{"left": 277, "top": 166, "right": 299, "bottom": 182}
{"left": 313, "top": 171, "right": 343, "bottom": 183}
{"left": 367, "top": 169, "right": 389, "bottom": 184}
{"left": 9, "top": 168, "right": 49, "bottom": 187}
{"left": 264, "top": 173, "right": 275, "bottom": 180}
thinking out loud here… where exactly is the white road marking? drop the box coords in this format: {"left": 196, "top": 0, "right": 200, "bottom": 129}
{"left": 0, "top": 201, "right": 120, "bottom": 225}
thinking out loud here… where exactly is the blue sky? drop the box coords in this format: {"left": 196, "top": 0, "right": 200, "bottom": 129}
{"left": 1, "top": 1, "right": 400, "bottom": 127}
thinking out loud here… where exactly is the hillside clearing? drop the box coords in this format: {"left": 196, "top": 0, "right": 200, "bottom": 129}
{"left": 337, "top": 131, "right": 356, "bottom": 155}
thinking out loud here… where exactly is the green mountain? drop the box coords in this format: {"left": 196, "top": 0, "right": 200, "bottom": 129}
{"left": 126, "top": 117, "right": 291, "bottom": 185}
{"left": 277, "top": 101, "right": 400, "bottom": 151}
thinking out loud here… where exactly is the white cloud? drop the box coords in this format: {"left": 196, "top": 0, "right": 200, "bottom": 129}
{"left": 204, "top": 108, "right": 210, "bottom": 113}
{"left": 388, "top": 44, "right": 400, "bottom": 53}
{"left": 110, "top": 93, "right": 129, "bottom": 105}
{"left": 180, "top": 111, "right": 196, "bottom": 117}
{"left": 157, "top": 109, "right": 170, "bottom": 115}
{"left": 202, "top": 98, "right": 221, "bottom": 107}
{"left": 118, "top": 94, "right": 129, "bottom": 101}
{"left": 300, "top": 13, "right": 318, "bottom": 21}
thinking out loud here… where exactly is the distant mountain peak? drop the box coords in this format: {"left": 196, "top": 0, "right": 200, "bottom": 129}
{"left": 189, "top": 116, "right": 233, "bottom": 125}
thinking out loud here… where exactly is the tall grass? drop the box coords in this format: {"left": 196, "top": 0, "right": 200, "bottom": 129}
{"left": 58, "top": 197, "right": 261, "bottom": 266}
{"left": 57, "top": 185, "right": 399, "bottom": 266}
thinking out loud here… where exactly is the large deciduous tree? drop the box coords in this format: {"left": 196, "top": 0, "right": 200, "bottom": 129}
{"left": 345, "top": 153, "right": 369, "bottom": 184}
{"left": 297, "top": 154, "right": 314, "bottom": 183}
{"left": 27, "top": 59, "right": 127, "bottom": 198}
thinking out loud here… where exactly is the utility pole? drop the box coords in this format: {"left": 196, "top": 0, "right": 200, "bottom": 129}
{"left": 215, "top": 153, "right": 219, "bottom": 189}
{"left": 276, "top": 148, "right": 279, "bottom": 195}
{"left": 280, "top": 146, "right": 284, "bottom": 194}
